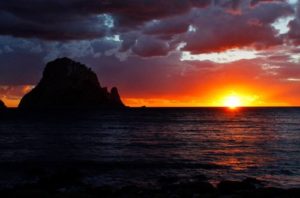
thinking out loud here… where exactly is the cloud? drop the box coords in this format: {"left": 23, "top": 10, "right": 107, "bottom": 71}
{"left": 250, "top": 0, "right": 284, "bottom": 6}
{"left": 287, "top": 2, "right": 300, "bottom": 44}
{"left": 0, "top": 10, "right": 110, "bottom": 40}
{"left": 0, "top": 0, "right": 295, "bottom": 60}
{"left": 102, "top": 0, "right": 212, "bottom": 27}
{"left": 143, "top": 17, "right": 190, "bottom": 37}
{"left": 0, "top": 0, "right": 211, "bottom": 40}
{"left": 0, "top": 0, "right": 288, "bottom": 41}
{"left": 117, "top": 1, "right": 293, "bottom": 57}
{"left": 132, "top": 36, "right": 171, "bottom": 57}
{"left": 181, "top": 2, "right": 293, "bottom": 54}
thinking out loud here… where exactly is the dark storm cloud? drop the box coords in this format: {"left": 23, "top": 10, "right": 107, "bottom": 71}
{"left": 181, "top": 2, "right": 293, "bottom": 53}
{"left": 0, "top": 10, "right": 109, "bottom": 40}
{"left": 119, "top": 0, "right": 293, "bottom": 56}
{"left": 0, "top": 0, "right": 212, "bottom": 40}
{"left": 0, "top": 0, "right": 114, "bottom": 40}
{"left": 287, "top": 2, "right": 300, "bottom": 44}
{"left": 0, "top": 0, "right": 287, "bottom": 41}
{"left": 106, "top": 0, "right": 212, "bottom": 28}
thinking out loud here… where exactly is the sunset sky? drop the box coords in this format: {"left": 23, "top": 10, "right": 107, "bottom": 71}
{"left": 1, "top": 0, "right": 300, "bottom": 107}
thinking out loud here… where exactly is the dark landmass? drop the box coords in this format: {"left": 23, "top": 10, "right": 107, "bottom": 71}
{"left": 1, "top": 170, "right": 299, "bottom": 198}
{"left": 19, "top": 57, "right": 125, "bottom": 109}
{"left": 0, "top": 100, "right": 7, "bottom": 110}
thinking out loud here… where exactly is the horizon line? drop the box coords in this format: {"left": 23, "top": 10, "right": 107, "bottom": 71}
{"left": 4, "top": 106, "right": 300, "bottom": 109}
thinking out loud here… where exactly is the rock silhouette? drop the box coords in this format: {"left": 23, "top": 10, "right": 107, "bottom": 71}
{"left": 18, "top": 57, "right": 125, "bottom": 109}
{"left": 0, "top": 100, "right": 7, "bottom": 109}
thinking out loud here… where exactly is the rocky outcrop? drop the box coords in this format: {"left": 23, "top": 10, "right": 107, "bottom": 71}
{"left": 0, "top": 100, "right": 7, "bottom": 110}
{"left": 1, "top": 176, "right": 299, "bottom": 198}
{"left": 18, "top": 57, "right": 125, "bottom": 109}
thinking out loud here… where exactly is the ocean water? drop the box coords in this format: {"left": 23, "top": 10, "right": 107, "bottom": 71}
{"left": 0, "top": 107, "right": 300, "bottom": 188}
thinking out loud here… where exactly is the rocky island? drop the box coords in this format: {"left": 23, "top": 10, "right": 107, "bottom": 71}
{"left": 18, "top": 57, "right": 125, "bottom": 109}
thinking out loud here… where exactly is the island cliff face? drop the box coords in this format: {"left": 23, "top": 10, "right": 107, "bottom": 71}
{"left": 18, "top": 58, "right": 125, "bottom": 109}
{"left": 0, "top": 100, "right": 7, "bottom": 110}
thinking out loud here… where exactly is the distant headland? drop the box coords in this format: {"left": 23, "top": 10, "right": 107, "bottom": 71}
{"left": 18, "top": 57, "right": 125, "bottom": 109}
{"left": 0, "top": 100, "right": 6, "bottom": 110}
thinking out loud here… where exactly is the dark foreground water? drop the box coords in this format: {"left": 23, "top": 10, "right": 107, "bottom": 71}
{"left": 0, "top": 108, "right": 299, "bottom": 189}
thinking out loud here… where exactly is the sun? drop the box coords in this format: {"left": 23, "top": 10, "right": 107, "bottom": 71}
{"left": 223, "top": 95, "right": 242, "bottom": 109}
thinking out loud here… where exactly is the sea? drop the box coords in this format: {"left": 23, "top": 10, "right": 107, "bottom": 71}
{"left": 0, "top": 107, "right": 299, "bottom": 189}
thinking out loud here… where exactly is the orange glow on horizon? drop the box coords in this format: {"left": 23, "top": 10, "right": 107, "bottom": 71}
{"left": 1, "top": 98, "right": 20, "bottom": 108}
{"left": 123, "top": 86, "right": 293, "bottom": 107}
{"left": 0, "top": 86, "right": 295, "bottom": 108}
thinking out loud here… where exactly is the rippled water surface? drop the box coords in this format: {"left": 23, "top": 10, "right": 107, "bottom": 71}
{"left": 0, "top": 108, "right": 300, "bottom": 188}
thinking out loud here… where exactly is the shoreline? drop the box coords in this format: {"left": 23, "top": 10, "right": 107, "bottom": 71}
{"left": 1, "top": 176, "right": 300, "bottom": 198}
{"left": 0, "top": 166, "right": 299, "bottom": 198}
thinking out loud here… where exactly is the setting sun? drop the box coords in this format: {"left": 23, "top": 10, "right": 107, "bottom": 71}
{"left": 223, "top": 95, "right": 242, "bottom": 108}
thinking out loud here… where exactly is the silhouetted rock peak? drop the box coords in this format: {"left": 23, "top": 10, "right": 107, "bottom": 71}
{"left": 110, "top": 87, "right": 123, "bottom": 104}
{"left": 18, "top": 57, "right": 125, "bottom": 109}
{"left": 0, "top": 100, "right": 7, "bottom": 109}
